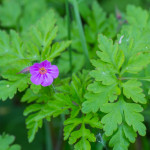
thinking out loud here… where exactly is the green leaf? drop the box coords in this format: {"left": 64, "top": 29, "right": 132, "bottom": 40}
{"left": 123, "top": 123, "right": 136, "bottom": 143}
{"left": 0, "top": 30, "right": 30, "bottom": 69}
{"left": 74, "top": 137, "right": 91, "bottom": 150}
{"left": 87, "top": 82, "right": 120, "bottom": 102}
{"left": 109, "top": 126, "right": 129, "bottom": 150}
{"left": 20, "top": 0, "right": 47, "bottom": 31}
{"left": 0, "top": 30, "right": 31, "bottom": 101}
{"left": 99, "top": 96, "right": 145, "bottom": 149}
{"left": 24, "top": 10, "right": 57, "bottom": 57}
{"left": 122, "top": 80, "right": 146, "bottom": 104}
{"left": 23, "top": 90, "right": 70, "bottom": 142}
{"left": 123, "top": 102, "right": 146, "bottom": 136}
{"left": 47, "top": 41, "right": 71, "bottom": 61}
{"left": 0, "top": 76, "right": 29, "bottom": 101}
{"left": 64, "top": 114, "right": 102, "bottom": 150}
{"left": 82, "top": 82, "right": 120, "bottom": 113}
{"left": 118, "top": 26, "right": 150, "bottom": 66}
{"left": 57, "top": 51, "right": 85, "bottom": 74}
{"left": 0, "top": 30, "right": 10, "bottom": 56}
{"left": 0, "top": 0, "right": 21, "bottom": 27}
{"left": 0, "top": 133, "right": 21, "bottom": 150}
{"left": 82, "top": 92, "right": 107, "bottom": 113}
{"left": 97, "top": 34, "right": 124, "bottom": 71}
{"left": 64, "top": 117, "right": 82, "bottom": 140}
{"left": 24, "top": 10, "right": 70, "bottom": 62}
{"left": 123, "top": 53, "right": 150, "bottom": 74}
{"left": 114, "top": 49, "right": 125, "bottom": 70}
{"left": 30, "top": 84, "right": 41, "bottom": 94}
{"left": 84, "top": 114, "right": 102, "bottom": 129}
{"left": 101, "top": 102, "right": 122, "bottom": 136}
{"left": 90, "top": 60, "right": 117, "bottom": 85}
{"left": 69, "top": 126, "right": 95, "bottom": 150}
{"left": 21, "top": 89, "right": 41, "bottom": 103}
{"left": 126, "top": 5, "right": 148, "bottom": 28}
{"left": 25, "top": 102, "right": 54, "bottom": 142}
{"left": 97, "top": 34, "right": 117, "bottom": 64}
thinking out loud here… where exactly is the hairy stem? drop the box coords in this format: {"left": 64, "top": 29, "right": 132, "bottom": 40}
{"left": 118, "top": 76, "right": 150, "bottom": 81}
{"left": 55, "top": 114, "right": 65, "bottom": 150}
{"left": 44, "top": 120, "right": 53, "bottom": 150}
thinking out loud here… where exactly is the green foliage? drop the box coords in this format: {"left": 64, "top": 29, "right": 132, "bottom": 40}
{"left": 22, "top": 71, "right": 102, "bottom": 149}
{"left": 1, "top": 0, "right": 150, "bottom": 149}
{"left": 0, "top": 133, "right": 21, "bottom": 150}
{"left": 0, "top": 30, "right": 30, "bottom": 101}
{"left": 64, "top": 114, "right": 101, "bottom": 150}
{"left": 0, "top": 10, "right": 70, "bottom": 101}
{"left": 61, "top": 71, "right": 102, "bottom": 150}
{"left": 0, "top": 0, "right": 21, "bottom": 27}
{"left": 0, "top": 0, "right": 47, "bottom": 31}
{"left": 126, "top": 5, "right": 148, "bottom": 28}
{"left": 82, "top": 5, "right": 150, "bottom": 149}
{"left": 57, "top": 0, "right": 118, "bottom": 74}
{"left": 19, "top": 0, "right": 47, "bottom": 31}
{"left": 79, "top": 1, "right": 118, "bottom": 43}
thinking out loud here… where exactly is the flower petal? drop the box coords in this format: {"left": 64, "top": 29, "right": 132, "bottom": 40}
{"left": 30, "top": 73, "right": 43, "bottom": 85}
{"left": 41, "top": 73, "right": 53, "bottom": 86}
{"left": 40, "top": 60, "right": 51, "bottom": 69}
{"left": 30, "top": 63, "right": 40, "bottom": 75}
{"left": 47, "top": 65, "right": 59, "bottom": 78}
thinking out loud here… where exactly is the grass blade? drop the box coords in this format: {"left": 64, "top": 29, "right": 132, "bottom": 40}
{"left": 71, "top": 0, "right": 90, "bottom": 65}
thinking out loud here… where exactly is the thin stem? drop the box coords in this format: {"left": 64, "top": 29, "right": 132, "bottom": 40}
{"left": 52, "top": 83, "right": 56, "bottom": 93}
{"left": 44, "top": 119, "right": 53, "bottom": 150}
{"left": 65, "top": 0, "right": 72, "bottom": 74}
{"left": 51, "top": 84, "right": 65, "bottom": 150}
{"left": 72, "top": 0, "right": 90, "bottom": 65}
{"left": 55, "top": 114, "right": 65, "bottom": 150}
{"left": 118, "top": 76, "right": 150, "bottom": 81}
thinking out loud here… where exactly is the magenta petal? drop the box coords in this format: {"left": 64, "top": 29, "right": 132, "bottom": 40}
{"left": 47, "top": 65, "right": 59, "bottom": 78}
{"left": 40, "top": 60, "right": 51, "bottom": 68}
{"left": 30, "top": 63, "right": 40, "bottom": 75}
{"left": 30, "top": 60, "right": 59, "bottom": 86}
{"left": 30, "top": 73, "right": 43, "bottom": 85}
{"left": 41, "top": 73, "right": 53, "bottom": 86}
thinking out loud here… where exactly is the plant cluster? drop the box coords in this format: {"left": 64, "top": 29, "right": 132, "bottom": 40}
{"left": 0, "top": 0, "right": 150, "bottom": 150}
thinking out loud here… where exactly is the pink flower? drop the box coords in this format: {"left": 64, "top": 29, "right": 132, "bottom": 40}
{"left": 30, "top": 60, "right": 59, "bottom": 87}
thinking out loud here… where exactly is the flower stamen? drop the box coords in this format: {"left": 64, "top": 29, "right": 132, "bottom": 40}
{"left": 39, "top": 67, "right": 47, "bottom": 75}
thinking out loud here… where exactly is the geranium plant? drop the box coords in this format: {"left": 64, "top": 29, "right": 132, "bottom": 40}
{"left": 0, "top": 0, "right": 150, "bottom": 150}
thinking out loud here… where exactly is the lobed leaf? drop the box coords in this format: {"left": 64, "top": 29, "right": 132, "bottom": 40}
{"left": 0, "top": 133, "right": 21, "bottom": 150}
{"left": 109, "top": 126, "right": 129, "bottom": 150}
{"left": 122, "top": 80, "right": 146, "bottom": 104}
{"left": 123, "top": 102, "right": 146, "bottom": 136}
{"left": 101, "top": 102, "right": 122, "bottom": 136}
